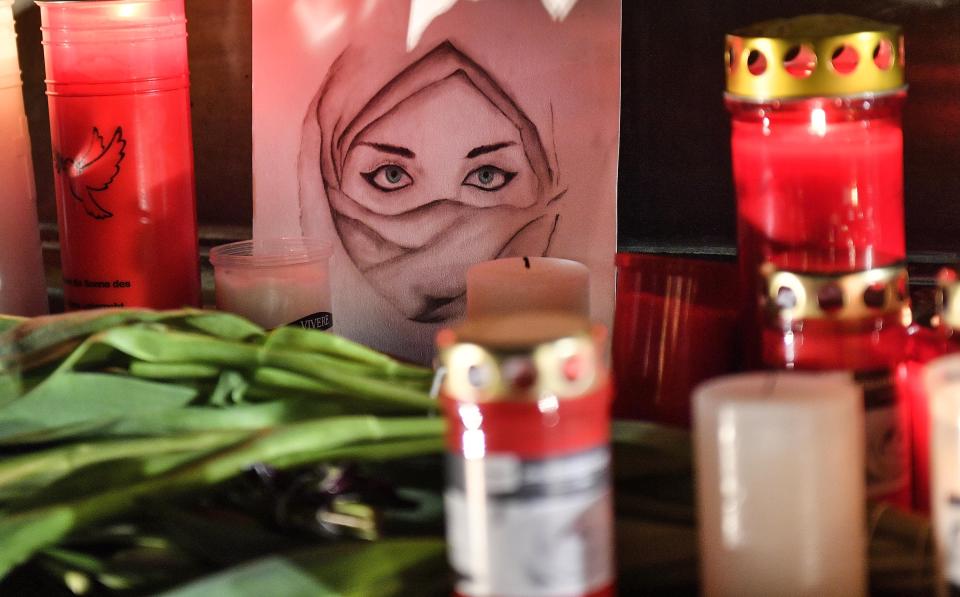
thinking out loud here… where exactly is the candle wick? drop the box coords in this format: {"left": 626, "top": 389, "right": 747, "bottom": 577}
{"left": 523, "top": 257, "right": 531, "bottom": 269}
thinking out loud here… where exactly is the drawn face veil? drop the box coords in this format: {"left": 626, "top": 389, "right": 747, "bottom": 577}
{"left": 300, "top": 41, "right": 564, "bottom": 323}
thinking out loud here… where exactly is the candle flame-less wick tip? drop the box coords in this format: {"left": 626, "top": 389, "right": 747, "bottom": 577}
{"left": 523, "top": 257, "right": 531, "bottom": 269}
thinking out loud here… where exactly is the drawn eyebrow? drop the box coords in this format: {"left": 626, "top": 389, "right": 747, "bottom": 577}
{"left": 466, "top": 142, "right": 516, "bottom": 159}
{"left": 361, "top": 142, "right": 416, "bottom": 158}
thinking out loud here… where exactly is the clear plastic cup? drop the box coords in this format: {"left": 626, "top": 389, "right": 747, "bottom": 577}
{"left": 210, "top": 238, "right": 334, "bottom": 330}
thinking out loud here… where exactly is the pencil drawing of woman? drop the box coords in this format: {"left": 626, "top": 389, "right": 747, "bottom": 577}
{"left": 300, "top": 41, "right": 564, "bottom": 324}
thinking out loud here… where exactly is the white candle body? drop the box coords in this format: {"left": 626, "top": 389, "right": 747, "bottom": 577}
{"left": 466, "top": 257, "right": 589, "bottom": 319}
{"left": 0, "top": 3, "right": 47, "bottom": 316}
{"left": 215, "top": 261, "right": 332, "bottom": 331}
{"left": 694, "top": 372, "right": 866, "bottom": 597}
{"left": 927, "top": 354, "right": 960, "bottom": 596}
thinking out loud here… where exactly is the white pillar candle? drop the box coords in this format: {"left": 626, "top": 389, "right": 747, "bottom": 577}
{"left": 926, "top": 354, "right": 960, "bottom": 595}
{"left": 694, "top": 372, "right": 866, "bottom": 597}
{"left": 466, "top": 257, "right": 589, "bottom": 319}
{"left": 0, "top": 1, "right": 47, "bottom": 316}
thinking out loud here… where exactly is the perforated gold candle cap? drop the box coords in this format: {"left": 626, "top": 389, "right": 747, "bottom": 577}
{"left": 437, "top": 311, "right": 603, "bottom": 403}
{"left": 726, "top": 14, "right": 905, "bottom": 100}
{"left": 761, "top": 263, "right": 909, "bottom": 323}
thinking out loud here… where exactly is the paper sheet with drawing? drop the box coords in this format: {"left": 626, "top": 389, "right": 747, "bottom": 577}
{"left": 253, "top": 0, "right": 621, "bottom": 362}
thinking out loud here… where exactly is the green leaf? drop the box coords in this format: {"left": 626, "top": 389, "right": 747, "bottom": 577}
{"left": 90, "top": 327, "right": 261, "bottom": 368}
{"left": 208, "top": 370, "right": 251, "bottom": 406}
{"left": 129, "top": 362, "right": 222, "bottom": 380}
{"left": 0, "top": 317, "right": 24, "bottom": 334}
{"left": 0, "top": 373, "right": 197, "bottom": 442}
{"left": 0, "top": 507, "right": 76, "bottom": 579}
{"left": 0, "top": 430, "right": 249, "bottom": 504}
{"left": 103, "top": 398, "right": 344, "bottom": 436}
{"left": 179, "top": 312, "right": 264, "bottom": 341}
{"left": 2, "top": 309, "right": 183, "bottom": 372}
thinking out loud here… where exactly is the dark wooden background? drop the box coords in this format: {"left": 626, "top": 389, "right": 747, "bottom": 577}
{"left": 13, "top": 0, "right": 960, "bottom": 275}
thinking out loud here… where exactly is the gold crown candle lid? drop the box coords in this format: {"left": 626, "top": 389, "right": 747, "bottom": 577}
{"left": 726, "top": 14, "right": 905, "bottom": 100}
{"left": 761, "top": 263, "right": 909, "bottom": 323}
{"left": 437, "top": 311, "right": 603, "bottom": 403}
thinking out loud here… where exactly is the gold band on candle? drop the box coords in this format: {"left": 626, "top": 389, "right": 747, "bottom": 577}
{"left": 438, "top": 312, "right": 600, "bottom": 403}
{"left": 760, "top": 263, "right": 909, "bottom": 323}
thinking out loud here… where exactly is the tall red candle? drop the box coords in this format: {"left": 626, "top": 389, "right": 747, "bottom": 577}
{"left": 725, "top": 15, "right": 907, "bottom": 362}
{"left": 38, "top": 0, "right": 200, "bottom": 310}
{"left": 438, "top": 313, "right": 614, "bottom": 597}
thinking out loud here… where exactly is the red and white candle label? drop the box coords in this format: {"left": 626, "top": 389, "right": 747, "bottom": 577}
{"left": 445, "top": 447, "right": 613, "bottom": 597}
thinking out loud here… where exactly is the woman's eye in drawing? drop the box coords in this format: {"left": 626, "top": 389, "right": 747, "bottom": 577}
{"left": 462, "top": 165, "right": 517, "bottom": 191}
{"left": 362, "top": 165, "right": 414, "bottom": 192}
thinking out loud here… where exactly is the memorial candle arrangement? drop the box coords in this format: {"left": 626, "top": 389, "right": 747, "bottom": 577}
{"left": 38, "top": 0, "right": 200, "bottom": 310}
{"left": 727, "top": 15, "right": 913, "bottom": 506}
{"left": 694, "top": 372, "right": 866, "bottom": 597}
{"left": 0, "top": 0, "right": 46, "bottom": 316}
{"left": 438, "top": 312, "right": 614, "bottom": 597}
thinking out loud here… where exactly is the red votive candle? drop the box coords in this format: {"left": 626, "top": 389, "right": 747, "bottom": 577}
{"left": 760, "top": 264, "right": 913, "bottom": 507}
{"left": 38, "top": 0, "right": 200, "bottom": 310}
{"left": 438, "top": 312, "right": 614, "bottom": 597}
{"left": 612, "top": 253, "right": 739, "bottom": 428}
{"left": 725, "top": 15, "right": 907, "bottom": 362}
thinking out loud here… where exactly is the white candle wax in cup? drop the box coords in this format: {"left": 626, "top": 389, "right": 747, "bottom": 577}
{"left": 466, "top": 257, "right": 590, "bottom": 319}
{"left": 926, "top": 354, "right": 960, "bottom": 595}
{"left": 0, "top": 1, "right": 47, "bottom": 316}
{"left": 694, "top": 372, "right": 866, "bottom": 597}
{"left": 210, "top": 239, "right": 333, "bottom": 331}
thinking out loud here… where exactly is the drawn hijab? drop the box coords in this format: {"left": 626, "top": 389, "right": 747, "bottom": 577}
{"left": 300, "top": 41, "right": 564, "bottom": 323}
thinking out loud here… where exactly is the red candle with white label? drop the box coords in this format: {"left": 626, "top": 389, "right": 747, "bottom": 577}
{"left": 38, "top": 0, "right": 199, "bottom": 310}
{"left": 438, "top": 312, "right": 614, "bottom": 597}
{"left": 759, "top": 265, "right": 913, "bottom": 507}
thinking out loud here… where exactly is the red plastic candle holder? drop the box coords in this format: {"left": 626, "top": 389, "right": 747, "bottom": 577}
{"left": 39, "top": 0, "right": 200, "bottom": 310}
{"left": 612, "top": 253, "right": 739, "bottom": 428}
{"left": 438, "top": 313, "right": 614, "bottom": 597}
